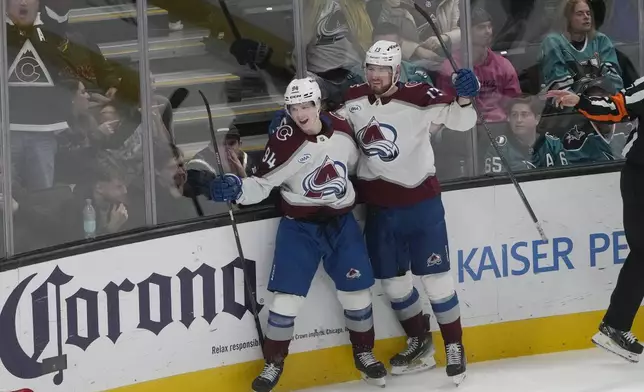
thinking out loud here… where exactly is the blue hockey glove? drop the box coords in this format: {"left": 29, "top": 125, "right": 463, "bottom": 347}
{"left": 210, "top": 174, "right": 243, "bottom": 202}
{"left": 452, "top": 68, "right": 480, "bottom": 97}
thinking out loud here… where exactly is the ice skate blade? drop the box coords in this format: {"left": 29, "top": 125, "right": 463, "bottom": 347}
{"left": 452, "top": 373, "right": 466, "bottom": 386}
{"left": 391, "top": 355, "right": 437, "bottom": 376}
{"left": 360, "top": 372, "right": 386, "bottom": 388}
{"left": 592, "top": 332, "right": 640, "bottom": 363}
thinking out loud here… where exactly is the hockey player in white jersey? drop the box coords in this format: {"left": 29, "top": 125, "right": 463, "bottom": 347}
{"left": 338, "top": 40, "right": 479, "bottom": 385}
{"left": 187, "top": 77, "right": 387, "bottom": 391}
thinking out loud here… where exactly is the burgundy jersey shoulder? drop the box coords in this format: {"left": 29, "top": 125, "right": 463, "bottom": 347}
{"left": 256, "top": 124, "right": 307, "bottom": 177}
{"left": 394, "top": 81, "right": 456, "bottom": 107}
{"left": 325, "top": 111, "right": 354, "bottom": 138}
{"left": 344, "top": 83, "right": 372, "bottom": 102}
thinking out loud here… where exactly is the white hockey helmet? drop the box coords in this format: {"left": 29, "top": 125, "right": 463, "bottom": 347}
{"left": 364, "top": 40, "right": 403, "bottom": 86}
{"left": 284, "top": 77, "right": 322, "bottom": 113}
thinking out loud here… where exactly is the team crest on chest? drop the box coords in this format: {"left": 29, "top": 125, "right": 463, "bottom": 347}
{"left": 302, "top": 155, "right": 347, "bottom": 198}
{"left": 356, "top": 116, "right": 400, "bottom": 162}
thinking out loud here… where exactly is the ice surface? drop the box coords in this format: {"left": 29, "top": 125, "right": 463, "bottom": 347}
{"left": 298, "top": 348, "right": 644, "bottom": 392}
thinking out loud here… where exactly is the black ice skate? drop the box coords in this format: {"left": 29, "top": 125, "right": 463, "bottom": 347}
{"left": 390, "top": 329, "right": 437, "bottom": 375}
{"left": 446, "top": 342, "right": 467, "bottom": 386}
{"left": 354, "top": 350, "right": 387, "bottom": 387}
{"left": 592, "top": 321, "right": 644, "bottom": 363}
{"left": 251, "top": 361, "right": 284, "bottom": 392}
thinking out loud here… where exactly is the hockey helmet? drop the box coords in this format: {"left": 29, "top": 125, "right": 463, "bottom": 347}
{"left": 364, "top": 40, "right": 402, "bottom": 87}
{"left": 284, "top": 77, "right": 322, "bottom": 114}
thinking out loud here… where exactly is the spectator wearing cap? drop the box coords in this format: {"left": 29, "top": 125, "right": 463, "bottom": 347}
{"left": 539, "top": 0, "right": 622, "bottom": 93}
{"left": 436, "top": 7, "right": 521, "bottom": 123}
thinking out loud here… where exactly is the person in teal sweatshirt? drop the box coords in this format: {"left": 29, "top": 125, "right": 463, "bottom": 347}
{"left": 539, "top": 0, "right": 622, "bottom": 93}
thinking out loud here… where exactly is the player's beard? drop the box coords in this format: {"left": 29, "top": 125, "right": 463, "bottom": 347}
{"left": 369, "top": 81, "right": 393, "bottom": 96}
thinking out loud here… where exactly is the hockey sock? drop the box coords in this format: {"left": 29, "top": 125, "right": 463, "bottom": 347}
{"left": 390, "top": 287, "right": 426, "bottom": 337}
{"left": 429, "top": 292, "right": 462, "bottom": 344}
{"left": 264, "top": 311, "right": 295, "bottom": 363}
{"left": 344, "top": 305, "right": 375, "bottom": 351}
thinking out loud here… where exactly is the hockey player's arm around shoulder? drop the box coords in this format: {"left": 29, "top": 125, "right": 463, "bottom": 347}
{"left": 547, "top": 78, "right": 644, "bottom": 122}
{"left": 423, "top": 69, "right": 479, "bottom": 133}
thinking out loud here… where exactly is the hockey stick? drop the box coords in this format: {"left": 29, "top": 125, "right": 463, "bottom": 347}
{"left": 198, "top": 90, "right": 265, "bottom": 347}
{"left": 413, "top": 1, "right": 547, "bottom": 241}
{"left": 218, "top": 0, "right": 259, "bottom": 72}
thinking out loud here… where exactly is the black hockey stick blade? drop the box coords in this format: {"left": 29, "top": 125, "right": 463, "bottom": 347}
{"left": 198, "top": 89, "right": 265, "bottom": 347}
{"left": 412, "top": 1, "right": 547, "bottom": 241}
{"left": 169, "top": 87, "right": 189, "bottom": 109}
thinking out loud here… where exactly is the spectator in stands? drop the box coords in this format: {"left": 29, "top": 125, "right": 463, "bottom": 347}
{"left": 56, "top": 80, "right": 118, "bottom": 184}
{"left": 300, "top": 0, "right": 374, "bottom": 109}
{"left": 152, "top": 144, "right": 200, "bottom": 223}
{"left": 539, "top": 0, "right": 622, "bottom": 93}
{"left": 436, "top": 7, "right": 521, "bottom": 123}
{"left": 376, "top": 0, "right": 460, "bottom": 70}
{"left": 561, "top": 80, "right": 629, "bottom": 163}
{"left": 349, "top": 22, "right": 433, "bottom": 85}
{"left": 62, "top": 153, "right": 131, "bottom": 241}
{"left": 60, "top": 31, "right": 122, "bottom": 106}
{"left": 483, "top": 95, "right": 568, "bottom": 174}
{"left": 192, "top": 127, "right": 257, "bottom": 178}
{"left": 6, "top": 0, "right": 75, "bottom": 191}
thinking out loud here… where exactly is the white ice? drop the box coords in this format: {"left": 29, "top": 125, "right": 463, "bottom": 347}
{"left": 299, "top": 348, "right": 644, "bottom": 392}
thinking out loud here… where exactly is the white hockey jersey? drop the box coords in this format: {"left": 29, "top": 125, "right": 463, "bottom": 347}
{"left": 237, "top": 112, "right": 359, "bottom": 219}
{"left": 340, "top": 82, "right": 477, "bottom": 207}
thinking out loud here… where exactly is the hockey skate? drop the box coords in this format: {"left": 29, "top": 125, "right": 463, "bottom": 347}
{"left": 445, "top": 342, "right": 467, "bottom": 386}
{"left": 390, "top": 325, "right": 437, "bottom": 376}
{"left": 592, "top": 321, "right": 644, "bottom": 363}
{"left": 354, "top": 350, "right": 387, "bottom": 387}
{"left": 252, "top": 361, "right": 284, "bottom": 392}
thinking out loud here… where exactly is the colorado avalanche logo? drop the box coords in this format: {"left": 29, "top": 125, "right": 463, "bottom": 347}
{"left": 316, "top": 0, "right": 348, "bottom": 46}
{"left": 356, "top": 117, "right": 400, "bottom": 162}
{"left": 302, "top": 156, "right": 348, "bottom": 198}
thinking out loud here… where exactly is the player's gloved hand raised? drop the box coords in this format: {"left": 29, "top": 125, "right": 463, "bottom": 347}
{"left": 452, "top": 69, "right": 480, "bottom": 97}
{"left": 210, "top": 174, "right": 243, "bottom": 202}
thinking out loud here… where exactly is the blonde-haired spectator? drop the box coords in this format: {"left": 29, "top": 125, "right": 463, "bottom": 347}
{"left": 539, "top": 0, "right": 622, "bottom": 93}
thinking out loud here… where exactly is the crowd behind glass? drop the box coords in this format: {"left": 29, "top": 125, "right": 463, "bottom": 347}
{"left": 0, "top": 0, "right": 637, "bottom": 257}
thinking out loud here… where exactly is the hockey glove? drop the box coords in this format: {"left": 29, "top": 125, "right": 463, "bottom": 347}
{"left": 210, "top": 174, "right": 243, "bottom": 202}
{"left": 229, "top": 39, "right": 273, "bottom": 69}
{"left": 452, "top": 69, "right": 480, "bottom": 97}
{"left": 186, "top": 169, "right": 217, "bottom": 199}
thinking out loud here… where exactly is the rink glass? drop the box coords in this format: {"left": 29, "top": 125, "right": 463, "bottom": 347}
{"left": 0, "top": 0, "right": 638, "bottom": 259}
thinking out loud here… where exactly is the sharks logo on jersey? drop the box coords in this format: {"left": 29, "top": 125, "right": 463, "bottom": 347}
{"left": 356, "top": 116, "right": 400, "bottom": 162}
{"left": 302, "top": 156, "right": 348, "bottom": 198}
{"left": 316, "top": 0, "right": 349, "bottom": 46}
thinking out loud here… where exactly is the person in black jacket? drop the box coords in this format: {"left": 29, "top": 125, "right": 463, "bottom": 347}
{"left": 6, "top": 0, "right": 76, "bottom": 190}
{"left": 548, "top": 81, "right": 644, "bottom": 363}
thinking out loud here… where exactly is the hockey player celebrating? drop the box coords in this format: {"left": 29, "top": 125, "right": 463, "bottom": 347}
{"left": 187, "top": 77, "right": 387, "bottom": 391}
{"left": 548, "top": 82, "right": 644, "bottom": 363}
{"left": 338, "top": 40, "right": 479, "bottom": 384}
